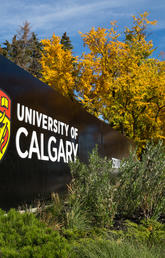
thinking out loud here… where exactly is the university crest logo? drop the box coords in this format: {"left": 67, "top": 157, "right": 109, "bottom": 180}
{"left": 0, "top": 89, "right": 11, "bottom": 161}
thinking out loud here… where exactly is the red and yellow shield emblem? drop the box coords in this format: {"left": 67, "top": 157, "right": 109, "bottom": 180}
{"left": 0, "top": 89, "right": 11, "bottom": 161}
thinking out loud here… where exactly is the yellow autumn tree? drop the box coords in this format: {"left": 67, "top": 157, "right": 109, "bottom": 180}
{"left": 40, "top": 33, "right": 76, "bottom": 98}
{"left": 77, "top": 12, "right": 165, "bottom": 151}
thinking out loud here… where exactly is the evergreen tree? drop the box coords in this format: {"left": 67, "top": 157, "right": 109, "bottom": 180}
{"left": 1, "top": 22, "right": 42, "bottom": 78}
{"left": 28, "top": 32, "right": 42, "bottom": 78}
{"left": 60, "top": 32, "right": 73, "bottom": 51}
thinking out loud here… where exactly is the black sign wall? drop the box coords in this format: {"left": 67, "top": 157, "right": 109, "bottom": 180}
{"left": 0, "top": 55, "right": 131, "bottom": 209}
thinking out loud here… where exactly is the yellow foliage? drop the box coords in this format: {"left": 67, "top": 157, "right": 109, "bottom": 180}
{"left": 40, "top": 33, "right": 76, "bottom": 98}
{"left": 0, "top": 47, "right": 3, "bottom": 54}
{"left": 39, "top": 13, "right": 164, "bottom": 152}
{"left": 77, "top": 13, "right": 165, "bottom": 151}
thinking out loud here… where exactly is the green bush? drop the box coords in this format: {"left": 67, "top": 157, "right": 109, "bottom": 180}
{"left": 124, "top": 219, "right": 165, "bottom": 247}
{"left": 67, "top": 141, "right": 165, "bottom": 227}
{"left": 68, "top": 147, "right": 117, "bottom": 228}
{"left": 0, "top": 209, "right": 70, "bottom": 257}
{"left": 116, "top": 141, "right": 165, "bottom": 220}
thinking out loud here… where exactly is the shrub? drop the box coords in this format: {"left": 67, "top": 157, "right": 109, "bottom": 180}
{"left": 68, "top": 147, "right": 117, "bottom": 228}
{"left": 66, "top": 141, "right": 165, "bottom": 227}
{"left": 116, "top": 141, "right": 165, "bottom": 220}
{"left": 0, "top": 209, "right": 70, "bottom": 257}
{"left": 124, "top": 219, "right": 165, "bottom": 247}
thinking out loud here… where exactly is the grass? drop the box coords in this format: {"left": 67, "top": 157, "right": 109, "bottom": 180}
{"left": 71, "top": 238, "right": 164, "bottom": 258}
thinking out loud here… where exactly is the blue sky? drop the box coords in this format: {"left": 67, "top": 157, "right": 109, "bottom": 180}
{"left": 0, "top": 0, "right": 164, "bottom": 58}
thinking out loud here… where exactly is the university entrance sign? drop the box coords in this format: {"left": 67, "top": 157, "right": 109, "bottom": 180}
{"left": 0, "top": 55, "right": 131, "bottom": 209}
